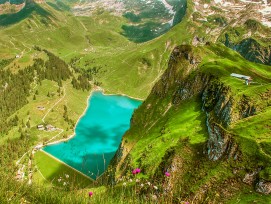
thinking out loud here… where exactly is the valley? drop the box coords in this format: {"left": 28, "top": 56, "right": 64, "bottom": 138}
{"left": 0, "top": 0, "right": 271, "bottom": 203}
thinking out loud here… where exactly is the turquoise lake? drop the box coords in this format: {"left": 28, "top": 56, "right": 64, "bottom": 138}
{"left": 43, "top": 91, "right": 141, "bottom": 179}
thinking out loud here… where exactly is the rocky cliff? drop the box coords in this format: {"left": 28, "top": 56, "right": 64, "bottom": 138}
{"left": 222, "top": 35, "right": 271, "bottom": 65}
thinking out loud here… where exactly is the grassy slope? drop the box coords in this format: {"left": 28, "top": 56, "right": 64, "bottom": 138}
{"left": 199, "top": 44, "right": 271, "bottom": 185}
{"left": 124, "top": 42, "right": 271, "bottom": 165}
{"left": 1, "top": 78, "right": 90, "bottom": 143}
{"left": 125, "top": 97, "right": 208, "bottom": 176}
{"left": 0, "top": 0, "right": 194, "bottom": 98}
{"left": 0, "top": 75, "right": 92, "bottom": 188}
{"left": 34, "top": 150, "right": 92, "bottom": 187}
{"left": 116, "top": 44, "right": 271, "bottom": 202}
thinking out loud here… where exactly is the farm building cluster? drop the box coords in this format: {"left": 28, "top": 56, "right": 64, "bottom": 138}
{"left": 37, "top": 124, "right": 56, "bottom": 131}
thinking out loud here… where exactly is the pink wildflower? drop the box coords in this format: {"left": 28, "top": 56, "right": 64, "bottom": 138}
{"left": 135, "top": 168, "right": 141, "bottom": 174}
{"left": 165, "top": 172, "right": 170, "bottom": 177}
{"left": 89, "top": 192, "right": 93, "bottom": 197}
{"left": 132, "top": 168, "right": 141, "bottom": 175}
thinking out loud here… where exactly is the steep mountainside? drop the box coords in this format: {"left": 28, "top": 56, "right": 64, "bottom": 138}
{"left": 113, "top": 44, "right": 271, "bottom": 202}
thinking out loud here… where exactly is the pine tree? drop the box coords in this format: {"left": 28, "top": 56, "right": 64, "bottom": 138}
{"left": 58, "top": 80, "right": 62, "bottom": 87}
{"left": 14, "top": 114, "right": 19, "bottom": 123}
{"left": 21, "top": 120, "right": 25, "bottom": 127}
{"left": 26, "top": 120, "right": 30, "bottom": 128}
{"left": 64, "top": 105, "right": 67, "bottom": 112}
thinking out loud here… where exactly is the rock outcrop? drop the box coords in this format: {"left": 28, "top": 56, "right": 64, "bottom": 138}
{"left": 226, "top": 37, "right": 271, "bottom": 65}
{"left": 256, "top": 180, "right": 271, "bottom": 195}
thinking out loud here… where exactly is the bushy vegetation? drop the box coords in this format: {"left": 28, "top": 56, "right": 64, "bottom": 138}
{"left": 42, "top": 50, "right": 72, "bottom": 82}
{"left": 0, "top": 67, "right": 34, "bottom": 134}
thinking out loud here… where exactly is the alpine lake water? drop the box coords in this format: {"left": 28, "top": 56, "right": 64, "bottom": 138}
{"left": 43, "top": 91, "right": 142, "bottom": 180}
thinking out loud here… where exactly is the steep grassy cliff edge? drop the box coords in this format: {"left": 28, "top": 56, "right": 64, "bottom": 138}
{"left": 112, "top": 43, "right": 271, "bottom": 203}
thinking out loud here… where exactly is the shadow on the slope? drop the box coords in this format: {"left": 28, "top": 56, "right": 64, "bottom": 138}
{"left": 47, "top": 1, "right": 70, "bottom": 12}
{"left": 0, "top": 1, "right": 52, "bottom": 27}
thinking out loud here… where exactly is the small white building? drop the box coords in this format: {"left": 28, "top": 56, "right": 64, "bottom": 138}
{"left": 37, "top": 125, "right": 44, "bottom": 130}
{"left": 37, "top": 106, "right": 45, "bottom": 111}
{"left": 46, "top": 124, "right": 55, "bottom": 131}
{"left": 230, "top": 73, "right": 252, "bottom": 85}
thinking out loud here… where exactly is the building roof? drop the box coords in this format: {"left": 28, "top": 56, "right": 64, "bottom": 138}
{"left": 230, "top": 73, "right": 251, "bottom": 80}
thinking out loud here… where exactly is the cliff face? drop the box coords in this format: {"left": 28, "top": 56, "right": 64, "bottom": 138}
{"left": 201, "top": 80, "right": 258, "bottom": 161}
{"left": 202, "top": 82, "right": 235, "bottom": 161}
{"left": 224, "top": 37, "right": 271, "bottom": 65}
{"left": 154, "top": 46, "right": 257, "bottom": 163}
{"left": 151, "top": 45, "right": 200, "bottom": 98}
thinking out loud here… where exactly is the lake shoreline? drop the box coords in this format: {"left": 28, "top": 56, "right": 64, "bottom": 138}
{"left": 38, "top": 86, "right": 142, "bottom": 179}
{"left": 45, "top": 86, "right": 101, "bottom": 146}
{"left": 45, "top": 86, "right": 143, "bottom": 147}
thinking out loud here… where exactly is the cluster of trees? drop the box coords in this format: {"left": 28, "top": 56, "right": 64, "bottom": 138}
{"left": 70, "top": 56, "right": 104, "bottom": 89}
{"left": 34, "top": 50, "right": 72, "bottom": 84}
{"left": 44, "top": 50, "right": 72, "bottom": 81}
{"left": 0, "top": 49, "right": 97, "bottom": 135}
{"left": 72, "top": 65, "right": 101, "bottom": 77}
{"left": 71, "top": 75, "right": 91, "bottom": 91}
{"left": 63, "top": 105, "right": 75, "bottom": 129}
{"left": 71, "top": 65, "right": 104, "bottom": 90}
{"left": 0, "top": 58, "right": 14, "bottom": 69}
{"left": 70, "top": 66, "right": 93, "bottom": 91}
{"left": 0, "top": 115, "right": 20, "bottom": 135}
{"left": 1, "top": 51, "right": 71, "bottom": 135}
{"left": 0, "top": 67, "right": 35, "bottom": 134}
{"left": 0, "top": 137, "right": 30, "bottom": 176}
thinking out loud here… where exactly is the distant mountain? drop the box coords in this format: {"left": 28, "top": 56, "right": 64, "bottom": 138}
{"left": 192, "top": 0, "right": 271, "bottom": 65}
{"left": 0, "top": 0, "right": 51, "bottom": 26}
{"left": 71, "top": 0, "right": 187, "bottom": 42}
{"left": 0, "top": 0, "right": 24, "bottom": 4}
{"left": 0, "top": 0, "right": 187, "bottom": 42}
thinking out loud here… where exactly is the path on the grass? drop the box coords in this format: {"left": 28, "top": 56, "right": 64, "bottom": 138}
{"left": 16, "top": 85, "right": 67, "bottom": 184}
{"left": 42, "top": 85, "right": 66, "bottom": 123}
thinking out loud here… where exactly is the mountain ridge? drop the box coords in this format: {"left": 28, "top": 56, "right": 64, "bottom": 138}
{"left": 111, "top": 43, "right": 271, "bottom": 202}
